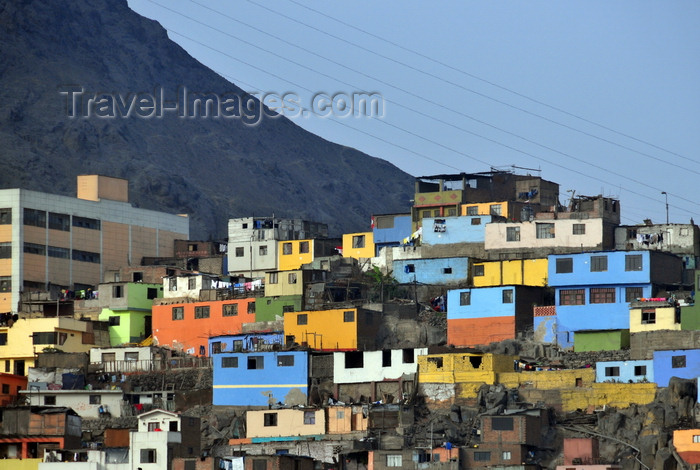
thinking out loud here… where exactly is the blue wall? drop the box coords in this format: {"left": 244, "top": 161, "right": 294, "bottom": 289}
{"left": 447, "top": 286, "right": 517, "bottom": 320}
{"left": 533, "top": 314, "right": 557, "bottom": 343}
{"left": 213, "top": 350, "right": 308, "bottom": 406}
{"left": 421, "top": 216, "right": 493, "bottom": 245}
{"left": 548, "top": 251, "right": 652, "bottom": 287}
{"left": 653, "top": 349, "right": 700, "bottom": 387}
{"left": 595, "top": 360, "right": 653, "bottom": 383}
{"left": 209, "top": 333, "right": 284, "bottom": 355}
{"left": 373, "top": 215, "right": 412, "bottom": 255}
{"left": 393, "top": 257, "right": 469, "bottom": 285}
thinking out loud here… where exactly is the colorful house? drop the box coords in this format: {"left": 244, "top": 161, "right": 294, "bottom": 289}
{"left": 447, "top": 285, "right": 547, "bottom": 347}
{"left": 393, "top": 257, "right": 470, "bottom": 285}
{"left": 278, "top": 239, "right": 341, "bottom": 271}
{"left": 244, "top": 408, "right": 325, "bottom": 440}
{"left": 548, "top": 250, "right": 683, "bottom": 348}
{"left": 254, "top": 295, "right": 302, "bottom": 322}
{"left": 342, "top": 232, "right": 375, "bottom": 259}
{"left": 372, "top": 213, "right": 412, "bottom": 256}
{"left": 421, "top": 215, "right": 496, "bottom": 245}
{"left": 472, "top": 258, "right": 548, "bottom": 287}
{"left": 211, "top": 333, "right": 308, "bottom": 406}
{"left": 461, "top": 200, "right": 534, "bottom": 221}
{"left": 629, "top": 298, "right": 681, "bottom": 333}
{"left": 96, "top": 281, "right": 162, "bottom": 345}
{"left": 283, "top": 308, "right": 380, "bottom": 351}
{"left": 595, "top": 359, "right": 653, "bottom": 383}
{"left": 0, "top": 406, "right": 82, "bottom": 460}
{"left": 573, "top": 329, "right": 630, "bottom": 352}
{"left": 0, "top": 372, "right": 27, "bottom": 406}
{"left": 673, "top": 429, "right": 700, "bottom": 466}
{"left": 652, "top": 349, "right": 700, "bottom": 387}
{"left": 151, "top": 297, "right": 256, "bottom": 356}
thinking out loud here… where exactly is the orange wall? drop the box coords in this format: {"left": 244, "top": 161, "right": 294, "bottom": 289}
{"left": 152, "top": 298, "right": 257, "bottom": 356}
{"left": 0, "top": 373, "right": 27, "bottom": 406}
{"left": 448, "top": 317, "right": 515, "bottom": 348}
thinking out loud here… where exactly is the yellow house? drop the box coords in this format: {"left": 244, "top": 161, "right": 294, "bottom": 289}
{"left": 461, "top": 201, "right": 510, "bottom": 218}
{"left": 265, "top": 269, "right": 305, "bottom": 297}
{"left": 472, "top": 258, "right": 548, "bottom": 287}
{"left": 418, "top": 352, "right": 517, "bottom": 385}
{"left": 283, "top": 308, "right": 378, "bottom": 351}
{"left": 326, "top": 405, "right": 368, "bottom": 434}
{"left": 629, "top": 300, "right": 681, "bottom": 333}
{"left": 245, "top": 408, "right": 325, "bottom": 438}
{"left": 0, "top": 317, "right": 109, "bottom": 375}
{"left": 342, "top": 232, "right": 375, "bottom": 260}
{"left": 278, "top": 238, "right": 340, "bottom": 271}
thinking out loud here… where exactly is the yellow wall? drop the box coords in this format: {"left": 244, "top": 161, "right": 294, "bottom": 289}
{"left": 284, "top": 308, "right": 359, "bottom": 350}
{"left": 0, "top": 458, "right": 41, "bottom": 470}
{"left": 674, "top": 429, "right": 700, "bottom": 453}
{"left": 326, "top": 406, "right": 368, "bottom": 434}
{"left": 558, "top": 383, "right": 657, "bottom": 412}
{"left": 630, "top": 306, "right": 681, "bottom": 333}
{"left": 246, "top": 409, "right": 325, "bottom": 438}
{"left": 278, "top": 240, "right": 314, "bottom": 271}
{"left": 77, "top": 174, "right": 128, "bottom": 202}
{"left": 418, "top": 353, "right": 518, "bottom": 384}
{"left": 265, "top": 269, "right": 304, "bottom": 297}
{"left": 473, "top": 258, "right": 548, "bottom": 287}
{"left": 499, "top": 368, "right": 595, "bottom": 389}
{"left": 342, "top": 232, "right": 375, "bottom": 259}
{"left": 461, "top": 201, "right": 508, "bottom": 217}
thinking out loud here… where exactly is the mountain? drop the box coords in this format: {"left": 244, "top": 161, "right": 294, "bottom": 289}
{"left": 0, "top": 0, "right": 414, "bottom": 239}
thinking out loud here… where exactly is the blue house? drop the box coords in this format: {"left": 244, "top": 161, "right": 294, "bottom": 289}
{"left": 372, "top": 213, "right": 412, "bottom": 256}
{"left": 393, "top": 257, "right": 469, "bottom": 285}
{"left": 210, "top": 333, "right": 309, "bottom": 407}
{"left": 548, "top": 251, "right": 683, "bottom": 348}
{"left": 595, "top": 360, "right": 653, "bottom": 383}
{"left": 421, "top": 215, "right": 496, "bottom": 245}
{"left": 653, "top": 349, "right": 700, "bottom": 387}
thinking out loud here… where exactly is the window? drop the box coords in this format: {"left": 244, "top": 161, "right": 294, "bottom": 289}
{"left": 112, "top": 285, "right": 123, "bottom": 298}
{"left": 24, "top": 208, "right": 46, "bottom": 227}
{"left": 169, "top": 278, "right": 177, "bottom": 291}
{"left": 194, "top": 306, "right": 210, "bottom": 319}
{"left": 247, "top": 356, "right": 264, "bottom": 369}
{"left": 672, "top": 355, "right": 686, "bottom": 368}
{"left": 72, "top": 250, "right": 100, "bottom": 263}
{"left": 382, "top": 350, "right": 392, "bottom": 367}
{"left": 556, "top": 258, "right": 573, "bottom": 273}
{"left": 147, "top": 288, "right": 158, "bottom": 299}
{"left": 253, "top": 460, "right": 267, "bottom": 470}
{"left": 471, "top": 218, "right": 481, "bottom": 225}
{"left": 147, "top": 422, "right": 159, "bottom": 431}
{"left": 502, "top": 451, "right": 512, "bottom": 460}
{"left": 605, "top": 366, "right": 620, "bottom": 377}
{"left": 169, "top": 421, "right": 178, "bottom": 432}
{"left": 108, "top": 316, "right": 120, "bottom": 326}
{"left": 336, "top": 410, "right": 345, "bottom": 419}
{"left": 300, "top": 241, "right": 310, "bottom": 253}
{"left": 343, "top": 310, "right": 355, "bottom": 322}
{"left": 188, "top": 277, "right": 196, "bottom": 290}
{"left": 443, "top": 267, "right": 452, "bottom": 274}
{"left": 560, "top": 289, "right": 585, "bottom": 306}
{"left": 304, "top": 411, "right": 316, "bottom": 425}
{"left": 0, "top": 208, "right": 11, "bottom": 224}
{"left": 490, "top": 204, "right": 502, "bottom": 216}
{"left": 473, "top": 451, "right": 491, "bottom": 461}
{"left": 573, "top": 223, "right": 586, "bottom": 235}
{"left": 44, "top": 396, "right": 56, "bottom": 405}
{"left": 0, "top": 277, "right": 9, "bottom": 293}
{"left": 460, "top": 291, "right": 471, "bottom": 306}
{"left": 222, "top": 357, "right": 238, "bottom": 368}
{"left": 626, "top": 287, "right": 643, "bottom": 302}
{"left": 405, "top": 264, "right": 415, "bottom": 273}
{"left": 125, "top": 352, "right": 138, "bottom": 361}
{"left": 172, "top": 306, "right": 184, "bottom": 320}
{"left": 211, "top": 342, "right": 222, "bottom": 354}
{"left": 288, "top": 273, "right": 297, "bottom": 284}
{"left": 297, "top": 314, "right": 308, "bottom": 325}
{"left": 269, "top": 272, "right": 278, "bottom": 284}
{"left": 536, "top": 223, "right": 555, "bottom": 239}
{"left": 223, "top": 304, "right": 238, "bottom": 316}
{"left": 344, "top": 351, "right": 364, "bottom": 369}
{"left": 47, "top": 246, "right": 69, "bottom": 259}
{"left": 32, "top": 332, "right": 57, "bottom": 345}
{"left": 1, "top": 384, "right": 8, "bottom": 394}
{"left": 140, "top": 449, "right": 157, "bottom": 463}
{"left": 386, "top": 455, "right": 402, "bottom": 467}
{"left": 635, "top": 365, "right": 647, "bottom": 376}
{"left": 402, "top": 348, "right": 414, "bottom": 363}
{"left": 283, "top": 242, "right": 292, "bottom": 255}
{"left": 474, "top": 265, "right": 484, "bottom": 276}
{"left": 625, "top": 254, "right": 643, "bottom": 271}
{"left": 0, "top": 333, "right": 6, "bottom": 346}
{"left": 428, "top": 357, "right": 443, "bottom": 368}
{"left": 491, "top": 417, "right": 514, "bottom": 430}
{"left": 506, "top": 226, "right": 520, "bottom": 242}
{"left": 502, "top": 289, "right": 513, "bottom": 304}
{"left": 641, "top": 308, "right": 656, "bottom": 324}
{"left": 264, "top": 412, "right": 277, "bottom": 426}
{"left": 0, "top": 243, "right": 10, "bottom": 259}
{"left": 466, "top": 206, "right": 478, "bottom": 216}
{"left": 48, "top": 212, "right": 70, "bottom": 231}
{"left": 247, "top": 302, "right": 255, "bottom": 314}
{"left": 446, "top": 207, "right": 457, "bottom": 216}
{"left": 89, "top": 395, "right": 101, "bottom": 405}
{"left": 693, "top": 435, "right": 700, "bottom": 443}
{"left": 235, "top": 247, "right": 244, "bottom": 257}
{"left": 102, "top": 353, "right": 116, "bottom": 362}
{"left": 282, "top": 305, "right": 294, "bottom": 313}
{"left": 278, "top": 355, "right": 294, "bottom": 367}
{"left": 590, "top": 288, "right": 615, "bottom": 304}
{"left": 72, "top": 216, "right": 100, "bottom": 230}
{"left": 259, "top": 245, "right": 267, "bottom": 256}
{"left": 590, "top": 255, "right": 608, "bottom": 272}
{"left": 23, "top": 242, "right": 45, "bottom": 256}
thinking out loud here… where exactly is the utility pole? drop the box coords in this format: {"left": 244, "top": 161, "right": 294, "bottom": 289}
{"left": 661, "top": 192, "right": 669, "bottom": 224}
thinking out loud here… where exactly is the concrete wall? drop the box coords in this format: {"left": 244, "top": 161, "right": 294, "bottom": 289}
{"left": 421, "top": 215, "right": 493, "bottom": 245}
{"left": 392, "top": 257, "right": 469, "bottom": 285}
{"left": 630, "top": 304, "right": 681, "bottom": 333}
{"left": 485, "top": 218, "right": 607, "bottom": 251}
{"left": 473, "top": 258, "right": 548, "bottom": 287}
{"left": 245, "top": 409, "right": 325, "bottom": 438}
{"left": 595, "top": 360, "right": 653, "bottom": 383}
{"left": 22, "top": 390, "right": 124, "bottom": 418}
{"left": 342, "top": 232, "right": 375, "bottom": 259}
{"left": 574, "top": 330, "right": 630, "bottom": 352}
{"left": 630, "top": 330, "right": 700, "bottom": 360}
{"left": 254, "top": 295, "right": 302, "bottom": 322}
{"left": 284, "top": 308, "right": 378, "bottom": 351}
{"left": 332, "top": 348, "right": 426, "bottom": 383}
{"left": 652, "top": 349, "right": 700, "bottom": 387}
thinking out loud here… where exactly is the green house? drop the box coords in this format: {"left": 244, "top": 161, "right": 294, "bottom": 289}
{"left": 97, "top": 282, "right": 162, "bottom": 345}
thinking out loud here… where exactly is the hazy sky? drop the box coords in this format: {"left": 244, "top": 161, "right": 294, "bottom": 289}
{"left": 128, "top": 0, "right": 700, "bottom": 226}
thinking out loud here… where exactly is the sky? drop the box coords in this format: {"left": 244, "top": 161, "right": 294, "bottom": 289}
{"left": 127, "top": 0, "right": 700, "bottom": 226}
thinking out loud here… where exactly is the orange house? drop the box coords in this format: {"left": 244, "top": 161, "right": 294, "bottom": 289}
{"left": 152, "top": 298, "right": 256, "bottom": 356}
{"left": 0, "top": 373, "right": 27, "bottom": 406}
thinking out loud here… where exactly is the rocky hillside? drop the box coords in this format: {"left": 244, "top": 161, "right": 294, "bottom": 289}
{"left": 0, "top": 0, "right": 414, "bottom": 239}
